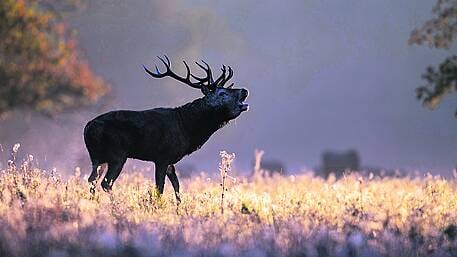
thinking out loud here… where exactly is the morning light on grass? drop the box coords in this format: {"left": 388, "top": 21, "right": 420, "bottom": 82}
{"left": 1, "top": 1, "right": 457, "bottom": 257}
{"left": 1, "top": 150, "right": 457, "bottom": 257}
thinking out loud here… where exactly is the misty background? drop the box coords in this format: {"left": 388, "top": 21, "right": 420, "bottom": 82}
{"left": 1, "top": 0, "right": 456, "bottom": 175}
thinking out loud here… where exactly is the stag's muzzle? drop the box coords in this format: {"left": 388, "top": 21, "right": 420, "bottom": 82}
{"left": 239, "top": 89, "right": 249, "bottom": 111}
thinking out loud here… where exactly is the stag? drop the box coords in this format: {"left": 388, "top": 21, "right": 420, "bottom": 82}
{"left": 84, "top": 56, "right": 249, "bottom": 203}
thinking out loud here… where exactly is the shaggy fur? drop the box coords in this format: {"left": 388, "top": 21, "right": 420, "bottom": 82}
{"left": 84, "top": 82, "right": 248, "bottom": 202}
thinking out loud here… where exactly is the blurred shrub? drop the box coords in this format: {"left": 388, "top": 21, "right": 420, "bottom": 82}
{"left": 0, "top": 0, "right": 109, "bottom": 118}
{"left": 409, "top": 0, "right": 457, "bottom": 117}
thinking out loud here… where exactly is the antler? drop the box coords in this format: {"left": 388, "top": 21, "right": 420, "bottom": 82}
{"left": 143, "top": 55, "right": 234, "bottom": 90}
{"left": 143, "top": 55, "right": 204, "bottom": 89}
{"left": 191, "top": 60, "right": 214, "bottom": 85}
{"left": 214, "top": 65, "right": 233, "bottom": 88}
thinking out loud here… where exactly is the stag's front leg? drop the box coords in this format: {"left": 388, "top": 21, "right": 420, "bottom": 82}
{"left": 166, "top": 165, "right": 181, "bottom": 204}
{"left": 154, "top": 163, "right": 167, "bottom": 195}
{"left": 88, "top": 163, "right": 106, "bottom": 194}
{"left": 101, "top": 157, "right": 126, "bottom": 192}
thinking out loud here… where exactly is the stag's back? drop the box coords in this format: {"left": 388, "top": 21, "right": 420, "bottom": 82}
{"left": 84, "top": 109, "right": 188, "bottom": 164}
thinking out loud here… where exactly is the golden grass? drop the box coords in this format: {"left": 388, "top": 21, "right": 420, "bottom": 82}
{"left": 0, "top": 160, "right": 457, "bottom": 257}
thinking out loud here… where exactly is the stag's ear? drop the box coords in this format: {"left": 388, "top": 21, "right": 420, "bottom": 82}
{"left": 201, "top": 85, "right": 211, "bottom": 95}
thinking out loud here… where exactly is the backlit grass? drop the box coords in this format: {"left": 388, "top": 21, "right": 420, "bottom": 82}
{"left": 0, "top": 157, "right": 456, "bottom": 256}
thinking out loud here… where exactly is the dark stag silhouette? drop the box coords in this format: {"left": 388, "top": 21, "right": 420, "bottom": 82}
{"left": 84, "top": 56, "right": 249, "bottom": 203}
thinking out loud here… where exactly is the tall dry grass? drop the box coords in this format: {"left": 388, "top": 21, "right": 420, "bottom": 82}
{"left": 0, "top": 152, "right": 456, "bottom": 256}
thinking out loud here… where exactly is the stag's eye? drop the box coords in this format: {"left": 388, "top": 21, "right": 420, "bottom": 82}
{"left": 218, "top": 91, "right": 228, "bottom": 97}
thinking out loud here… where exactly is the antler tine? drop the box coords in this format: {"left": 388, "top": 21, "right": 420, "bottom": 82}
{"left": 190, "top": 74, "right": 207, "bottom": 82}
{"left": 183, "top": 60, "right": 205, "bottom": 86}
{"left": 182, "top": 60, "right": 192, "bottom": 80}
{"left": 226, "top": 66, "right": 233, "bottom": 82}
{"left": 222, "top": 66, "right": 234, "bottom": 87}
{"left": 191, "top": 62, "right": 208, "bottom": 81}
{"left": 200, "top": 60, "right": 213, "bottom": 84}
{"left": 190, "top": 69, "right": 211, "bottom": 85}
{"left": 214, "top": 65, "right": 234, "bottom": 88}
{"left": 157, "top": 55, "right": 169, "bottom": 69}
{"left": 143, "top": 64, "right": 164, "bottom": 78}
{"left": 143, "top": 56, "right": 203, "bottom": 89}
{"left": 213, "top": 65, "right": 227, "bottom": 86}
{"left": 143, "top": 55, "right": 171, "bottom": 79}
{"left": 194, "top": 60, "right": 214, "bottom": 85}
{"left": 164, "top": 55, "right": 171, "bottom": 66}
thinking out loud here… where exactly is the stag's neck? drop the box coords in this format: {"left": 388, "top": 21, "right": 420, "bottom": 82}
{"left": 176, "top": 98, "right": 228, "bottom": 152}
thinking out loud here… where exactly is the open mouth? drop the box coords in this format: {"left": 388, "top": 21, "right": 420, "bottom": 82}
{"left": 239, "top": 102, "right": 249, "bottom": 111}
{"left": 239, "top": 94, "right": 249, "bottom": 111}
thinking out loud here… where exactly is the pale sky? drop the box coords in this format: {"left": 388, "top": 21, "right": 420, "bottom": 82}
{"left": 62, "top": 0, "right": 457, "bottom": 174}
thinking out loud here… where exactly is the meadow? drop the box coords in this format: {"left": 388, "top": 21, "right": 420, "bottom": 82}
{"left": 0, "top": 151, "right": 457, "bottom": 257}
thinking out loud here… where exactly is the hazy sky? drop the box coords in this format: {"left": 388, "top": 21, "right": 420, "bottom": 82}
{"left": 67, "top": 0, "right": 457, "bottom": 174}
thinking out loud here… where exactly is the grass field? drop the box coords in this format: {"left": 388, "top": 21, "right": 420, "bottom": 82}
{"left": 0, "top": 154, "right": 457, "bottom": 257}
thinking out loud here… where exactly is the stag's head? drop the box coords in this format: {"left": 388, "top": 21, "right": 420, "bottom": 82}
{"left": 143, "top": 56, "right": 249, "bottom": 120}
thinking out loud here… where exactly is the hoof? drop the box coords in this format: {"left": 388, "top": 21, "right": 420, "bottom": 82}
{"left": 89, "top": 183, "right": 96, "bottom": 195}
{"left": 175, "top": 193, "right": 182, "bottom": 205}
{"left": 101, "top": 179, "right": 112, "bottom": 192}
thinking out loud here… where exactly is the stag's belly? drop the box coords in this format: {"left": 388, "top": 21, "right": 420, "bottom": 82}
{"left": 126, "top": 118, "right": 190, "bottom": 164}
{"left": 127, "top": 132, "right": 189, "bottom": 164}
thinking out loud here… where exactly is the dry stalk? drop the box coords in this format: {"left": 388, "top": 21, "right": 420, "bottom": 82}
{"left": 254, "top": 149, "right": 264, "bottom": 180}
{"left": 219, "top": 151, "right": 235, "bottom": 214}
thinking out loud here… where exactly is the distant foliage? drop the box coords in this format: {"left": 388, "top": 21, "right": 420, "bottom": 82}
{"left": 409, "top": 0, "right": 457, "bottom": 116}
{"left": 0, "top": 0, "right": 109, "bottom": 118}
{"left": 416, "top": 56, "right": 457, "bottom": 116}
{"left": 321, "top": 150, "right": 360, "bottom": 178}
{"left": 409, "top": 0, "right": 457, "bottom": 49}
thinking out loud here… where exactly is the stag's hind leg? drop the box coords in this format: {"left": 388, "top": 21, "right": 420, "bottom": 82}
{"left": 155, "top": 163, "right": 168, "bottom": 195}
{"left": 166, "top": 165, "right": 181, "bottom": 204}
{"left": 88, "top": 162, "right": 106, "bottom": 183}
{"left": 101, "top": 157, "right": 126, "bottom": 192}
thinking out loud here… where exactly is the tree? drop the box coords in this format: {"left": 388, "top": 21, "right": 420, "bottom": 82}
{"left": 409, "top": 0, "right": 457, "bottom": 117}
{"left": 0, "top": 0, "right": 109, "bottom": 119}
